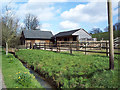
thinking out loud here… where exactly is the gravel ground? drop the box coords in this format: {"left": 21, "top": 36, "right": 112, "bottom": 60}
{"left": 0, "top": 68, "right": 6, "bottom": 89}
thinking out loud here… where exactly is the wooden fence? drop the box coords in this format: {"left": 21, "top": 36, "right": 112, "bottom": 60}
{"left": 25, "top": 41, "right": 120, "bottom": 56}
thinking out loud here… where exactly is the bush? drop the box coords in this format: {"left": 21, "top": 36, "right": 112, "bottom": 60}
{"left": 16, "top": 72, "right": 33, "bottom": 86}
{"left": 9, "top": 58, "right": 14, "bottom": 63}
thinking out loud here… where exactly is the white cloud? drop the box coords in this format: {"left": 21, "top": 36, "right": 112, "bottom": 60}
{"left": 27, "top": 0, "right": 68, "bottom": 2}
{"left": 56, "top": 8, "right": 61, "bottom": 13}
{"left": 112, "top": 2, "right": 118, "bottom": 16}
{"left": 2, "top": 0, "right": 119, "bottom": 3}
{"left": 61, "top": 1, "right": 118, "bottom": 23}
{"left": 61, "top": 2, "right": 108, "bottom": 23}
{"left": 41, "top": 28, "right": 55, "bottom": 35}
{"left": 118, "top": 15, "right": 120, "bottom": 22}
{"left": 93, "top": 26, "right": 99, "bottom": 28}
{"left": 60, "top": 20, "right": 80, "bottom": 30}
{"left": 15, "top": 2, "right": 55, "bottom": 21}
{"left": 41, "top": 23, "right": 51, "bottom": 28}
{"left": 40, "top": 23, "right": 55, "bottom": 34}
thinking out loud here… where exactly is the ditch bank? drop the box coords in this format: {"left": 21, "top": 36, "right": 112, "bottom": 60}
{"left": 10, "top": 52, "right": 60, "bottom": 89}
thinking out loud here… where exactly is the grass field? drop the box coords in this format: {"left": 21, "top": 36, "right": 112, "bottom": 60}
{"left": 92, "top": 30, "right": 120, "bottom": 41}
{"left": 16, "top": 49, "right": 120, "bottom": 88}
{"left": 2, "top": 51, "right": 43, "bottom": 88}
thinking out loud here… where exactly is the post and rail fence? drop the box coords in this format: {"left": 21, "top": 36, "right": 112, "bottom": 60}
{"left": 24, "top": 41, "right": 120, "bottom": 56}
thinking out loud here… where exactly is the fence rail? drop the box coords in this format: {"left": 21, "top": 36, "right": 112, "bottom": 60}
{"left": 25, "top": 41, "right": 120, "bottom": 56}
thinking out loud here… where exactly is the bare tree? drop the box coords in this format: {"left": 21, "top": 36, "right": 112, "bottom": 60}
{"left": 1, "top": 6, "right": 19, "bottom": 55}
{"left": 90, "top": 28, "right": 102, "bottom": 34}
{"left": 104, "top": 22, "right": 120, "bottom": 32}
{"left": 104, "top": 26, "right": 108, "bottom": 32}
{"left": 24, "top": 13, "right": 40, "bottom": 30}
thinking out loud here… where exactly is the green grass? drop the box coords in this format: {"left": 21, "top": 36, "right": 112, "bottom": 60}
{"left": 2, "top": 51, "right": 43, "bottom": 88}
{"left": 16, "top": 49, "right": 120, "bottom": 88}
{"left": 87, "top": 49, "right": 120, "bottom": 54}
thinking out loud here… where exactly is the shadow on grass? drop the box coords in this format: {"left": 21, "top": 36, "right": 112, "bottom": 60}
{"left": 2, "top": 51, "right": 6, "bottom": 54}
{"left": 2, "top": 51, "right": 14, "bottom": 58}
{"left": 51, "top": 51, "right": 76, "bottom": 56}
{"left": 70, "top": 68, "right": 110, "bottom": 79}
{"left": 90, "top": 54, "right": 108, "bottom": 58}
{"left": 86, "top": 68, "right": 110, "bottom": 78}
{"left": 53, "top": 50, "right": 108, "bottom": 58}
{"left": 51, "top": 51, "right": 109, "bottom": 58}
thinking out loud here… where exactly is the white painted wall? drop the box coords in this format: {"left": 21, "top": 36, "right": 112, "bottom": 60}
{"left": 72, "top": 29, "right": 92, "bottom": 41}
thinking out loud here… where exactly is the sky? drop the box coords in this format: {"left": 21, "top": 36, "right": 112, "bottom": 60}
{"left": 1, "top": 0, "right": 119, "bottom": 35}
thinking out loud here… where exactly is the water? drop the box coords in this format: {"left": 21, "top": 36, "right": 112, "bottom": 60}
{"left": 11, "top": 52, "right": 56, "bottom": 90}
{"left": 23, "top": 64, "right": 55, "bottom": 90}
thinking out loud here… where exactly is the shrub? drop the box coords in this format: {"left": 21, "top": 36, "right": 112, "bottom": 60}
{"left": 9, "top": 58, "right": 14, "bottom": 63}
{"left": 16, "top": 72, "right": 32, "bottom": 86}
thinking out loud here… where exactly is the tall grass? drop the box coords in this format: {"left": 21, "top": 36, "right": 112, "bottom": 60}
{"left": 16, "top": 49, "right": 120, "bottom": 88}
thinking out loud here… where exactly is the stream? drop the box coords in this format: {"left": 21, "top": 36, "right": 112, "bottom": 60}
{"left": 23, "top": 64, "right": 54, "bottom": 89}
{"left": 11, "top": 52, "right": 56, "bottom": 90}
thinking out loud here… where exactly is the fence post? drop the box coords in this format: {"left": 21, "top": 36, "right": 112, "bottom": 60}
{"left": 59, "top": 42, "right": 61, "bottom": 52}
{"left": 100, "top": 41, "right": 102, "bottom": 50}
{"left": 85, "top": 42, "right": 86, "bottom": 55}
{"left": 70, "top": 43, "right": 72, "bottom": 54}
{"left": 45, "top": 43, "right": 46, "bottom": 50}
{"left": 45, "top": 42, "right": 48, "bottom": 50}
{"left": 49, "top": 42, "right": 50, "bottom": 50}
{"left": 44, "top": 43, "right": 46, "bottom": 50}
{"left": 76, "top": 41, "right": 79, "bottom": 50}
{"left": 34, "top": 43, "right": 36, "bottom": 49}
{"left": 51, "top": 43, "right": 53, "bottom": 51}
{"left": 26, "top": 43, "right": 27, "bottom": 49}
{"left": 46, "top": 43, "right": 47, "bottom": 50}
{"left": 106, "top": 41, "right": 108, "bottom": 56}
{"left": 39, "top": 42, "right": 41, "bottom": 49}
{"left": 76, "top": 41, "right": 77, "bottom": 51}
{"left": 57, "top": 42, "right": 58, "bottom": 52}
{"left": 30, "top": 42, "right": 32, "bottom": 49}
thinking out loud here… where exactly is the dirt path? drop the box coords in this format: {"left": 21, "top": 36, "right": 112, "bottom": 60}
{"left": 0, "top": 68, "right": 6, "bottom": 89}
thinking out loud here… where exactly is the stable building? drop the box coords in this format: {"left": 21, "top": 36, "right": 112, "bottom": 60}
{"left": 53, "top": 28, "right": 92, "bottom": 42}
{"left": 20, "top": 30, "right": 53, "bottom": 46}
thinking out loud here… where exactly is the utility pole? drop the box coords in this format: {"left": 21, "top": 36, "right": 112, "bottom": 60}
{"left": 107, "top": 0, "right": 114, "bottom": 70}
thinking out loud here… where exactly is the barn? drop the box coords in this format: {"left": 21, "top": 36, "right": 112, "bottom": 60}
{"left": 20, "top": 30, "right": 53, "bottom": 47}
{"left": 53, "top": 28, "right": 92, "bottom": 42}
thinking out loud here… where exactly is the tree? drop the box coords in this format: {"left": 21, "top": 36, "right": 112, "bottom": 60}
{"left": 90, "top": 28, "right": 103, "bottom": 34}
{"left": 104, "top": 22, "right": 120, "bottom": 32}
{"left": 104, "top": 26, "right": 108, "bottom": 32}
{"left": 24, "top": 13, "right": 40, "bottom": 30}
{"left": 1, "top": 6, "right": 19, "bottom": 55}
{"left": 114, "top": 22, "right": 120, "bottom": 31}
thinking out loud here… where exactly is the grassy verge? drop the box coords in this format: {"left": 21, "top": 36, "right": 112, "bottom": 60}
{"left": 16, "top": 49, "right": 120, "bottom": 88}
{"left": 92, "top": 30, "right": 120, "bottom": 40}
{"left": 2, "top": 51, "right": 43, "bottom": 88}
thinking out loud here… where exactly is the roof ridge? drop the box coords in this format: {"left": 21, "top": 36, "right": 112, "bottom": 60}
{"left": 22, "top": 30, "right": 53, "bottom": 39}
{"left": 58, "top": 28, "right": 81, "bottom": 33}
{"left": 23, "top": 30, "right": 52, "bottom": 33}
